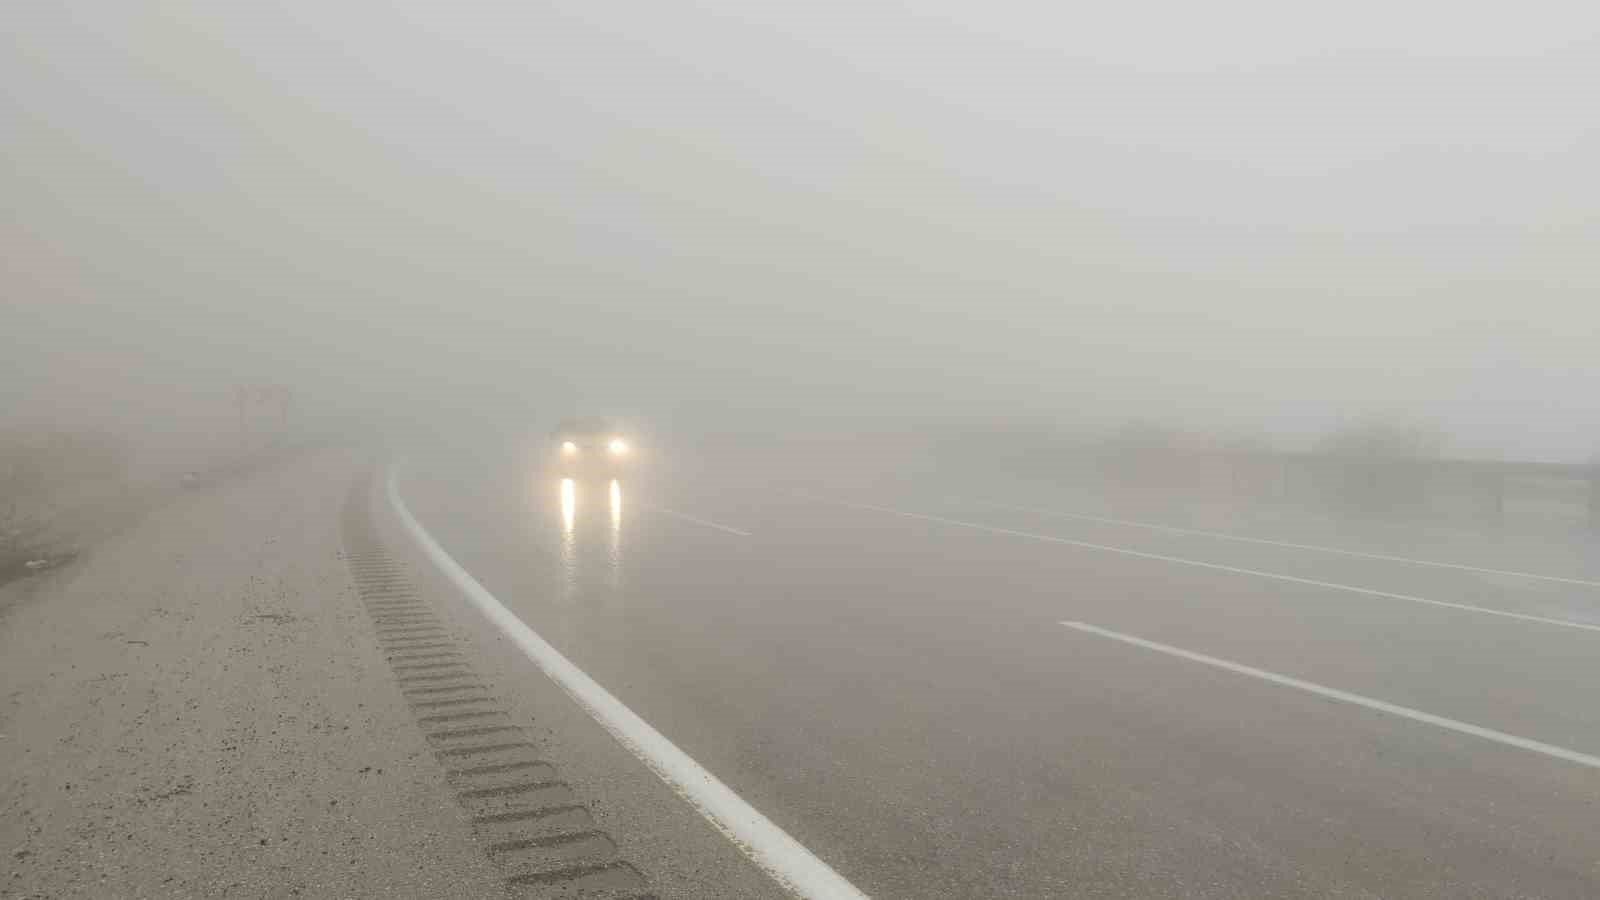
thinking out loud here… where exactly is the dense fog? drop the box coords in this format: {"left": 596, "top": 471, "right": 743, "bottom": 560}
{"left": 5, "top": 2, "right": 1597, "bottom": 460}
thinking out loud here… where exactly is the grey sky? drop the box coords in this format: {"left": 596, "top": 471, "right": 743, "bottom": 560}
{"left": 4, "top": 2, "right": 1597, "bottom": 458}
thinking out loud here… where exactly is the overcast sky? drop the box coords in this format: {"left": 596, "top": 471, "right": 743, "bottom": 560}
{"left": 4, "top": 2, "right": 1597, "bottom": 458}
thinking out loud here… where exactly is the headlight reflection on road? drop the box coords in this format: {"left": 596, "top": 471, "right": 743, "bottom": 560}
{"left": 554, "top": 478, "right": 625, "bottom": 599}
{"left": 558, "top": 478, "right": 578, "bottom": 604}
{"left": 560, "top": 478, "right": 577, "bottom": 535}
{"left": 608, "top": 479, "right": 624, "bottom": 588}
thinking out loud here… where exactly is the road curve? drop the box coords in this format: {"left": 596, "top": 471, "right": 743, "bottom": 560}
{"left": 396, "top": 445, "right": 1600, "bottom": 899}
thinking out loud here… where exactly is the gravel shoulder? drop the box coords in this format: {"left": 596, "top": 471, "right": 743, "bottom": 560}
{"left": 0, "top": 449, "right": 503, "bottom": 898}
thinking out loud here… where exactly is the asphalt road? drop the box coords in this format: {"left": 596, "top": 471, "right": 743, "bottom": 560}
{"left": 398, "top": 444, "right": 1600, "bottom": 898}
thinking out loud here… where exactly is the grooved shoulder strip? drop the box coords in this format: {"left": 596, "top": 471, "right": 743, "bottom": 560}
{"left": 341, "top": 470, "right": 654, "bottom": 898}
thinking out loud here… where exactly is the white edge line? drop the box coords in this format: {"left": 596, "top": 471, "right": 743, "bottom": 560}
{"left": 644, "top": 504, "right": 753, "bottom": 537}
{"left": 969, "top": 499, "right": 1600, "bottom": 588}
{"left": 1059, "top": 620, "right": 1600, "bottom": 771}
{"left": 796, "top": 493, "right": 1600, "bottom": 635}
{"left": 386, "top": 465, "right": 865, "bottom": 900}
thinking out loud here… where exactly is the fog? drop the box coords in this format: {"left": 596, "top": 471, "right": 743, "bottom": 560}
{"left": 5, "top": 1, "right": 1598, "bottom": 460}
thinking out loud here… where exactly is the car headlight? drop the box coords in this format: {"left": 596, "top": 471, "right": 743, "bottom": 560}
{"left": 561, "top": 441, "right": 579, "bottom": 456}
{"left": 608, "top": 438, "right": 629, "bottom": 455}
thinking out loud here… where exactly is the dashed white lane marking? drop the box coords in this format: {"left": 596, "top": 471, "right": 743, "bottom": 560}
{"left": 643, "top": 504, "right": 753, "bottom": 537}
{"left": 967, "top": 499, "right": 1600, "bottom": 588}
{"left": 1059, "top": 620, "right": 1600, "bottom": 771}
{"left": 798, "top": 494, "right": 1600, "bottom": 635}
{"left": 389, "top": 466, "right": 866, "bottom": 900}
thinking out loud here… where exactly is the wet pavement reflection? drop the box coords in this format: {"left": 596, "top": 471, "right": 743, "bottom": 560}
{"left": 559, "top": 477, "right": 578, "bottom": 603}
{"left": 552, "top": 477, "right": 626, "bottom": 603}
{"left": 609, "top": 478, "right": 624, "bottom": 589}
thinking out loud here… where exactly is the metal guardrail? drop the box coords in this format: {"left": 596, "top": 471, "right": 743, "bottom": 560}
{"left": 1197, "top": 450, "right": 1600, "bottom": 530}
{"left": 933, "top": 435, "right": 1600, "bottom": 531}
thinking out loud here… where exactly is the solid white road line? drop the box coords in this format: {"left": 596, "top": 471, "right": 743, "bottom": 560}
{"left": 799, "top": 494, "right": 1600, "bottom": 634}
{"left": 643, "top": 504, "right": 753, "bottom": 537}
{"left": 968, "top": 499, "right": 1600, "bottom": 588}
{"left": 388, "top": 467, "right": 865, "bottom": 900}
{"left": 1059, "top": 620, "right": 1600, "bottom": 771}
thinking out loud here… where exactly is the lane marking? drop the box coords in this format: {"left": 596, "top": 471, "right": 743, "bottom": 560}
{"left": 388, "top": 466, "right": 863, "bottom": 900}
{"left": 643, "top": 504, "right": 752, "bottom": 537}
{"left": 967, "top": 499, "right": 1600, "bottom": 588}
{"left": 797, "top": 494, "right": 1600, "bottom": 634}
{"left": 1059, "top": 620, "right": 1600, "bottom": 771}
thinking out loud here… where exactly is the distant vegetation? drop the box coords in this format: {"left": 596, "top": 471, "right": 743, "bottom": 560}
{"left": 1313, "top": 419, "right": 1446, "bottom": 512}
{"left": 1316, "top": 419, "right": 1446, "bottom": 460}
{"left": 1104, "top": 420, "right": 1186, "bottom": 454}
{"left": 1, "top": 429, "right": 130, "bottom": 548}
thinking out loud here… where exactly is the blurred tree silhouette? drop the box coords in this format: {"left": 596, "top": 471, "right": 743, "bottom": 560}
{"left": 1317, "top": 419, "right": 1445, "bottom": 512}
{"left": 1, "top": 430, "right": 129, "bottom": 546}
{"left": 1318, "top": 419, "right": 1446, "bottom": 460}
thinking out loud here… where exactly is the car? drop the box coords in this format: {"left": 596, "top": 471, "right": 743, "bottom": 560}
{"left": 551, "top": 417, "right": 634, "bottom": 476}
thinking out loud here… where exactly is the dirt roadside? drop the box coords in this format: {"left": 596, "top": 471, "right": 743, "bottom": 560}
{"left": 0, "top": 448, "right": 503, "bottom": 898}
{"left": 0, "top": 443, "right": 326, "bottom": 595}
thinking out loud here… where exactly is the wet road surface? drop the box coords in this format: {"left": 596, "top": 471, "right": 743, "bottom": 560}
{"left": 398, "top": 447, "right": 1600, "bottom": 898}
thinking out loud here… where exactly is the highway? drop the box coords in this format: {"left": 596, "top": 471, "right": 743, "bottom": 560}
{"left": 396, "top": 443, "right": 1600, "bottom": 898}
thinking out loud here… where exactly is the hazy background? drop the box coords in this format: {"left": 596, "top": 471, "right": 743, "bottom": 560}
{"left": 5, "top": 1, "right": 1598, "bottom": 460}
